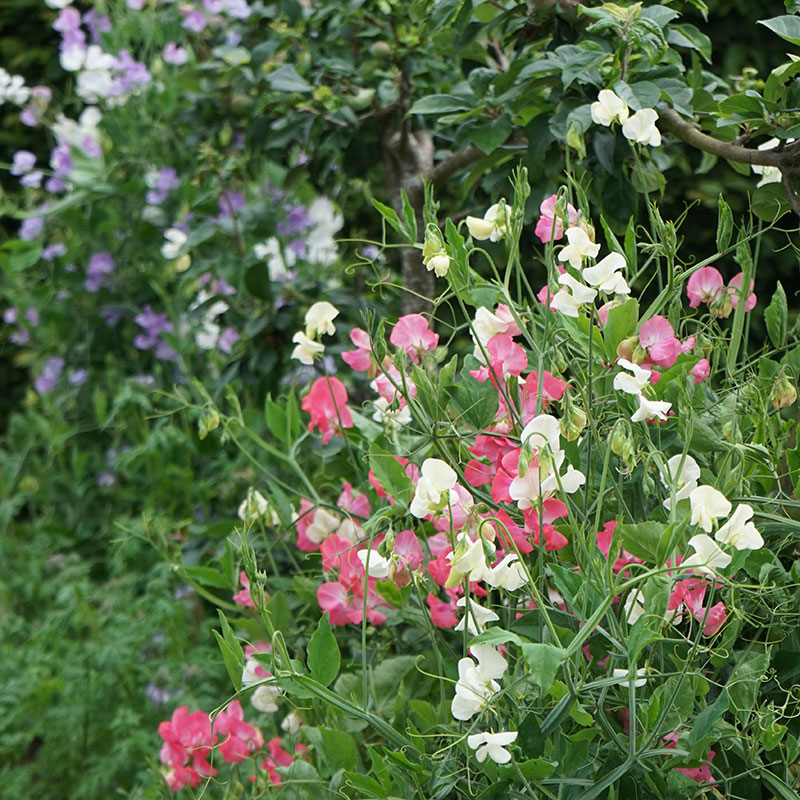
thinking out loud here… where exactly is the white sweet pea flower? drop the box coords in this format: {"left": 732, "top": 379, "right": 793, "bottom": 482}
{"left": 303, "top": 507, "right": 340, "bottom": 544}
{"left": 304, "top": 301, "right": 339, "bottom": 338}
{"left": 623, "top": 589, "right": 645, "bottom": 624}
{"left": 521, "top": 413, "right": 562, "bottom": 454}
{"left": 543, "top": 463, "right": 586, "bottom": 495}
{"left": 466, "top": 201, "right": 511, "bottom": 242}
{"left": 357, "top": 549, "right": 391, "bottom": 579}
{"left": 689, "top": 486, "right": 732, "bottom": 533}
{"left": 448, "top": 533, "right": 493, "bottom": 584}
{"left": 611, "top": 668, "right": 647, "bottom": 688}
{"left": 631, "top": 394, "right": 671, "bottom": 423}
{"left": 281, "top": 711, "right": 302, "bottom": 734}
{"left": 410, "top": 458, "right": 459, "bottom": 518}
{"left": 306, "top": 197, "right": 343, "bottom": 265}
{"left": 557, "top": 272, "right": 598, "bottom": 305}
{"left": 751, "top": 138, "right": 794, "bottom": 187}
{"left": 684, "top": 533, "right": 732, "bottom": 576}
{"left": 582, "top": 252, "right": 630, "bottom": 295}
{"left": 558, "top": 227, "right": 601, "bottom": 269}
{"left": 335, "top": 517, "right": 364, "bottom": 543}
{"left": 622, "top": 109, "right": 661, "bottom": 147}
{"left": 371, "top": 397, "right": 412, "bottom": 429}
{"left": 451, "top": 659, "right": 499, "bottom": 720}
{"left": 291, "top": 331, "right": 324, "bottom": 365}
{"left": 253, "top": 237, "right": 296, "bottom": 281}
{"left": 426, "top": 253, "right": 451, "bottom": 277}
{"left": 454, "top": 597, "right": 500, "bottom": 635}
{"left": 467, "top": 731, "right": 518, "bottom": 764}
{"left": 161, "top": 228, "right": 188, "bottom": 259}
{"left": 591, "top": 89, "right": 629, "bottom": 127}
{"left": 485, "top": 553, "right": 529, "bottom": 591}
{"left": 660, "top": 454, "right": 701, "bottom": 510}
{"left": 715, "top": 504, "right": 763, "bottom": 550}
{"left": 614, "top": 359, "right": 652, "bottom": 395}
{"left": 251, "top": 684, "right": 281, "bottom": 713}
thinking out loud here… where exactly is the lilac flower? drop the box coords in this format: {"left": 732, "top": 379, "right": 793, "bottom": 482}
{"left": 3, "top": 308, "right": 17, "bottom": 324}
{"left": 162, "top": 42, "right": 188, "bottom": 65}
{"left": 362, "top": 244, "right": 380, "bottom": 260}
{"left": 83, "top": 9, "right": 111, "bottom": 43}
{"left": 45, "top": 177, "right": 67, "bottom": 193}
{"left": 68, "top": 368, "right": 88, "bottom": 385}
{"left": 20, "top": 172, "right": 43, "bottom": 189}
{"left": 181, "top": 9, "right": 207, "bottom": 32}
{"left": 210, "top": 278, "right": 235, "bottom": 296}
{"left": 126, "top": 0, "right": 145, "bottom": 9}
{"left": 20, "top": 107, "right": 38, "bottom": 127}
{"left": 11, "top": 150, "right": 36, "bottom": 175}
{"left": 43, "top": 243, "right": 67, "bottom": 261}
{"left": 84, "top": 252, "right": 115, "bottom": 292}
{"left": 154, "top": 340, "right": 178, "bottom": 361}
{"left": 203, "top": 0, "right": 224, "bottom": 11}
{"left": 146, "top": 683, "right": 173, "bottom": 705}
{"left": 218, "top": 327, "right": 240, "bottom": 353}
{"left": 277, "top": 204, "right": 310, "bottom": 236}
{"left": 34, "top": 356, "right": 65, "bottom": 393}
{"left": 51, "top": 142, "right": 73, "bottom": 177}
{"left": 32, "top": 86, "right": 51, "bottom": 102}
{"left": 217, "top": 190, "right": 246, "bottom": 219}
{"left": 133, "top": 305, "right": 173, "bottom": 349}
{"left": 225, "top": 31, "right": 242, "bottom": 46}
{"left": 10, "top": 327, "right": 30, "bottom": 345}
{"left": 24, "top": 308, "right": 39, "bottom": 326}
{"left": 53, "top": 6, "right": 82, "bottom": 33}
{"left": 287, "top": 238, "right": 306, "bottom": 259}
{"left": 145, "top": 167, "right": 180, "bottom": 205}
{"left": 19, "top": 216, "right": 44, "bottom": 241}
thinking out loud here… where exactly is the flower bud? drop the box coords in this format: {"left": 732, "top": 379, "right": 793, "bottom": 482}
{"left": 199, "top": 406, "right": 220, "bottom": 439}
{"left": 560, "top": 393, "right": 587, "bottom": 441}
{"left": 616, "top": 336, "right": 636, "bottom": 362}
{"left": 772, "top": 373, "right": 798, "bottom": 410}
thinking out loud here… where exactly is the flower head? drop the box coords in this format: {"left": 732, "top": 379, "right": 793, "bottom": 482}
{"left": 591, "top": 89, "right": 629, "bottom": 127}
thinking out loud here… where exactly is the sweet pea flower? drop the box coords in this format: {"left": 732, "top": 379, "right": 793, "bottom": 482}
{"left": 611, "top": 668, "right": 647, "bottom": 688}
{"left": 591, "top": 89, "right": 629, "bottom": 127}
{"left": 639, "top": 315, "right": 682, "bottom": 368}
{"left": 410, "top": 458, "right": 458, "bottom": 519}
{"left": 689, "top": 486, "right": 732, "bottom": 532}
{"left": 467, "top": 731, "right": 518, "bottom": 764}
{"left": 684, "top": 533, "right": 732, "bottom": 576}
{"left": 622, "top": 109, "right": 661, "bottom": 146}
{"left": 484, "top": 553, "right": 529, "bottom": 591}
{"left": 466, "top": 200, "right": 511, "bottom": 242}
{"left": 728, "top": 273, "right": 756, "bottom": 311}
{"left": 301, "top": 377, "right": 354, "bottom": 444}
{"left": 614, "top": 358, "right": 652, "bottom": 395}
{"left": 686, "top": 267, "right": 724, "bottom": 308}
{"left": 304, "top": 301, "right": 339, "bottom": 338}
{"left": 751, "top": 138, "right": 794, "bottom": 187}
{"left": 455, "top": 597, "right": 499, "bottom": 635}
{"left": 291, "top": 331, "right": 324, "bottom": 365}
{"left": 582, "top": 252, "right": 630, "bottom": 295}
{"left": 161, "top": 228, "right": 187, "bottom": 259}
{"left": 534, "top": 194, "right": 578, "bottom": 243}
{"left": 451, "top": 647, "right": 505, "bottom": 721}
{"left": 715, "top": 504, "right": 763, "bottom": 550}
{"left": 238, "top": 488, "right": 279, "bottom": 525}
{"left": 390, "top": 314, "right": 439, "bottom": 363}
{"left": 341, "top": 327, "right": 372, "bottom": 371}
{"left": 357, "top": 548, "right": 392, "bottom": 579}
{"left": 550, "top": 273, "right": 597, "bottom": 317}
{"left": 690, "top": 358, "right": 711, "bottom": 384}
{"left": 558, "top": 226, "right": 600, "bottom": 268}
{"left": 660, "top": 454, "right": 700, "bottom": 509}
{"left": 631, "top": 394, "right": 672, "bottom": 423}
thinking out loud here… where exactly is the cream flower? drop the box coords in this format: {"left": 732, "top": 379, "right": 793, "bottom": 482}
{"left": 291, "top": 331, "right": 324, "bottom": 365}
{"left": 582, "top": 252, "right": 630, "bottom": 295}
{"left": 631, "top": 394, "right": 671, "bottom": 423}
{"left": 467, "top": 731, "right": 518, "bottom": 764}
{"left": 357, "top": 549, "right": 391, "bottom": 579}
{"left": 715, "top": 504, "right": 763, "bottom": 550}
{"left": 614, "top": 359, "right": 652, "bottom": 395}
{"left": 684, "top": 533, "right": 732, "bottom": 576}
{"left": 622, "top": 109, "right": 661, "bottom": 146}
{"left": 466, "top": 201, "right": 511, "bottom": 242}
{"left": 558, "top": 227, "right": 601, "bottom": 268}
{"left": 410, "top": 458, "right": 459, "bottom": 518}
{"left": 660, "top": 454, "right": 701, "bottom": 510}
{"left": 591, "top": 89, "right": 629, "bottom": 127}
{"left": 689, "top": 486, "right": 732, "bottom": 532}
{"left": 304, "top": 301, "right": 339, "bottom": 338}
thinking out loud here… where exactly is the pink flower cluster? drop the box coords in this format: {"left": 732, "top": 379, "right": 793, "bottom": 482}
{"left": 686, "top": 266, "right": 756, "bottom": 318}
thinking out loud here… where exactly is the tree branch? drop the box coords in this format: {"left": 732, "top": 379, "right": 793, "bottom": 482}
{"left": 658, "top": 108, "right": 793, "bottom": 167}
{"left": 782, "top": 169, "right": 800, "bottom": 218}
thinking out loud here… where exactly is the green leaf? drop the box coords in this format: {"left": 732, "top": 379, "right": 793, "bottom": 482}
{"left": 183, "top": 566, "right": 230, "bottom": 589}
{"left": 215, "top": 610, "right": 245, "bottom": 691}
{"left": 521, "top": 643, "right": 566, "bottom": 693}
{"left": 765, "top": 282, "right": 788, "bottom": 349}
{"left": 408, "top": 94, "right": 472, "bottom": 114}
{"left": 369, "top": 444, "right": 411, "bottom": 505}
{"left": 469, "top": 115, "right": 512, "bottom": 154}
{"left": 320, "top": 726, "right": 357, "bottom": 770}
{"left": 400, "top": 189, "right": 418, "bottom": 241}
{"left": 371, "top": 198, "right": 410, "bottom": 240}
{"left": 469, "top": 627, "right": 525, "bottom": 647}
{"left": 603, "top": 298, "right": 639, "bottom": 361}
{"left": 307, "top": 612, "right": 340, "bottom": 687}
{"left": 752, "top": 182, "right": 792, "bottom": 222}
{"left": 264, "top": 393, "right": 288, "bottom": 442}
{"left": 765, "top": 60, "right": 800, "bottom": 104}
{"left": 728, "top": 652, "right": 769, "bottom": 723}
{"left": 268, "top": 590, "right": 290, "bottom": 634}
{"left": 244, "top": 263, "right": 272, "bottom": 300}
{"left": 267, "top": 64, "right": 312, "bottom": 92}
{"left": 619, "top": 521, "right": 663, "bottom": 563}
{"left": 667, "top": 24, "right": 712, "bottom": 62}
{"left": 688, "top": 689, "right": 728, "bottom": 756}
{"left": 759, "top": 15, "right": 800, "bottom": 47}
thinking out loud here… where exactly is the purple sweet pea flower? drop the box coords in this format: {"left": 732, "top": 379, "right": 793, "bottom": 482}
{"left": 53, "top": 6, "right": 82, "bottom": 33}
{"left": 361, "top": 244, "right": 380, "bottom": 259}
{"left": 20, "top": 172, "right": 43, "bottom": 189}
{"left": 20, "top": 107, "right": 38, "bottom": 127}
{"left": 145, "top": 167, "right": 180, "bottom": 205}
{"left": 100, "top": 307, "right": 124, "bottom": 326}
{"left": 217, "top": 191, "right": 246, "bottom": 219}
{"left": 154, "top": 340, "right": 178, "bottom": 361}
{"left": 203, "top": 0, "right": 224, "bottom": 11}
{"left": 162, "top": 42, "right": 188, "bottom": 65}
{"left": 24, "top": 308, "right": 39, "bottom": 326}
{"left": 11, "top": 151, "right": 36, "bottom": 175}
{"left": 223, "top": 0, "right": 250, "bottom": 18}
{"left": 51, "top": 142, "right": 73, "bottom": 177}
{"left": 3, "top": 308, "right": 17, "bottom": 324}
{"left": 68, "top": 368, "right": 88, "bottom": 385}
{"left": 181, "top": 9, "right": 207, "bottom": 32}
{"left": 126, "top": 0, "right": 145, "bottom": 9}
{"left": 43, "top": 242, "right": 67, "bottom": 261}
{"left": 84, "top": 252, "right": 115, "bottom": 292}
{"left": 96, "top": 471, "right": 116, "bottom": 487}
{"left": 83, "top": 9, "right": 111, "bottom": 43}
{"left": 111, "top": 50, "right": 151, "bottom": 95}
{"left": 225, "top": 31, "right": 242, "bottom": 46}
{"left": 134, "top": 305, "right": 173, "bottom": 349}
{"left": 45, "top": 177, "right": 67, "bottom": 193}
{"left": 10, "top": 327, "right": 30, "bottom": 345}
{"left": 218, "top": 327, "right": 240, "bottom": 353}
{"left": 287, "top": 238, "right": 306, "bottom": 259}
{"left": 19, "top": 216, "right": 44, "bottom": 241}
{"left": 210, "top": 278, "right": 235, "bottom": 296}
{"left": 277, "top": 204, "right": 310, "bottom": 236}
{"left": 34, "top": 357, "right": 65, "bottom": 394}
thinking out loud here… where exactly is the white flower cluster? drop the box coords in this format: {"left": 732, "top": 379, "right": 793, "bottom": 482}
{"left": 410, "top": 458, "right": 458, "bottom": 519}
{"left": 291, "top": 301, "right": 339, "bottom": 365}
{"left": 451, "top": 644, "right": 507, "bottom": 720}
{"left": 591, "top": 89, "right": 661, "bottom": 147}
{"left": 0, "top": 68, "right": 31, "bottom": 106}
{"left": 614, "top": 359, "right": 672, "bottom": 423}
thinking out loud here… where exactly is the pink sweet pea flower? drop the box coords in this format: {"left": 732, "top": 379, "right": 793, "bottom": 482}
{"left": 301, "top": 377, "right": 354, "bottom": 444}
{"left": 389, "top": 314, "right": 439, "bottom": 363}
{"left": 728, "top": 273, "right": 756, "bottom": 311}
{"left": 663, "top": 732, "right": 716, "bottom": 783}
{"left": 427, "top": 552, "right": 453, "bottom": 587}
{"left": 158, "top": 706, "right": 216, "bottom": 789}
{"left": 215, "top": 700, "right": 264, "bottom": 763}
{"left": 686, "top": 267, "right": 724, "bottom": 308}
{"left": 394, "top": 529, "right": 423, "bottom": 571}
{"left": 341, "top": 327, "right": 373, "bottom": 371}
{"left": 701, "top": 601, "right": 727, "bottom": 636}
{"left": 469, "top": 333, "right": 528, "bottom": 383}
{"left": 317, "top": 581, "right": 363, "bottom": 625}
{"left": 464, "top": 458, "right": 493, "bottom": 487}
{"left": 319, "top": 534, "right": 361, "bottom": 577}
{"left": 426, "top": 591, "right": 459, "bottom": 627}
{"left": 233, "top": 570, "right": 256, "bottom": 609}
{"left": 372, "top": 364, "right": 416, "bottom": 403}
{"left": 639, "top": 315, "right": 683, "bottom": 368}
{"left": 691, "top": 358, "right": 710, "bottom": 384}
{"left": 534, "top": 194, "right": 579, "bottom": 244}
{"left": 337, "top": 482, "right": 370, "bottom": 517}
{"left": 493, "top": 507, "right": 533, "bottom": 554}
